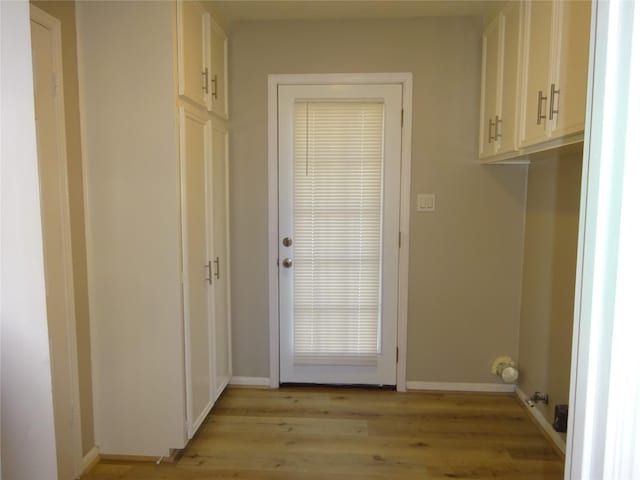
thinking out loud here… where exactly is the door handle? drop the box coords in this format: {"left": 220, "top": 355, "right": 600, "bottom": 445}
{"left": 212, "top": 74, "right": 218, "bottom": 100}
{"left": 214, "top": 256, "right": 220, "bottom": 280}
{"left": 202, "top": 68, "right": 209, "bottom": 94}
{"left": 282, "top": 258, "right": 293, "bottom": 268}
{"left": 494, "top": 115, "right": 502, "bottom": 139}
{"left": 536, "top": 90, "right": 547, "bottom": 125}
{"left": 205, "top": 260, "right": 212, "bottom": 284}
{"left": 549, "top": 83, "right": 560, "bottom": 121}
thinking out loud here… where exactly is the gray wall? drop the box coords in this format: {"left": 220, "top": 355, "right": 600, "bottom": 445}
{"left": 228, "top": 18, "right": 528, "bottom": 383}
{"left": 518, "top": 148, "right": 582, "bottom": 424}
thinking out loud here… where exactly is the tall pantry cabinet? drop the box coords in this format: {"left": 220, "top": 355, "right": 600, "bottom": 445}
{"left": 77, "top": 1, "right": 231, "bottom": 456}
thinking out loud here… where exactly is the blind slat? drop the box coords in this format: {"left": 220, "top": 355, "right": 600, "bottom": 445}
{"left": 293, "top": 101, "right": 384, "bottom": 363}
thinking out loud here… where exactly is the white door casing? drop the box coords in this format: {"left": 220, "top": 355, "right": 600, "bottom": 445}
{"left": 30, "top": 4, "right": 83, "bottom": 478}
{"left": 268, "top": 73, "right": 413, "bottom": 390}
{"left": 275, "top": 79, "right": 409, "bottom": 386}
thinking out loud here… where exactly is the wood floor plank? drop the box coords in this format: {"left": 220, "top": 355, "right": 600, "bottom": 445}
{"left": 82, "top": 387, "right": 564, "bottom": 480}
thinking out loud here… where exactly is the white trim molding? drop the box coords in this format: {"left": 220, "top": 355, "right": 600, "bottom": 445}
{"left": 229, "top": 376, "right": 272, "bottom": 388}
{"left": 516, "top": 387, "right": 566, "bottom": 455}
{"left": 30, "top": 5, "right": 84, "bottom": 477}
{"left": 566, "top": 1, "right": 640, "bottom": 478}
{"left": 267, "top": 73, "right": 413, "bottom": 390}
{"left": 406, "top": 381, "right": 516, "bottom": 393}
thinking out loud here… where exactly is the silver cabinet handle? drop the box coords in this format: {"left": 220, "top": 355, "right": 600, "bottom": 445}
{"left": 205, "top": 260, "right": 212, "bottom": 285}
{"left": 488, "top": 118, "right": 495, "bottom": 143}
{"left": 282, "top": 237, "right": 293, "bottom": 247}
{"left": 536, "top": 90, "right": 548, "bottom": 125}
{"left": 282, "top": 258, "right": 293, "bottom": 268}
{"left": 494, "top": 115, "right": 502, "bottom": 139}
{"left": 211, "top": 74, "right": 218, "bottom": 100}
{"left": 213, "top": 256, "right": 220, "bottom": 280}
{"left": 549, "top": 83, "right": 560, "bottom": 120}
{"left": 202, "top": 68, "right": 209, "bottom": 94}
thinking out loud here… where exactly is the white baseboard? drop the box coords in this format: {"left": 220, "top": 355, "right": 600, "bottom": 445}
{"left": 406, "top": 381, "right": 516, "bottom": 393}
{"left": 80, "top": 446, "right": 100, "bottom": 475}
{"left": 216, "top": 374, "right": 231, "bottom": 398}
{"left": 515, "top": 387, "right": 566, "bottom": 455}
{"left": 229, "top": 376, "right": 271, "bottom": 387}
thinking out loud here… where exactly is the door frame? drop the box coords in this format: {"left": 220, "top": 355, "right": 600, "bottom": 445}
{"left": 30, "top": 4, "right": 83, "bottom": 476}
{"left": 267, "top": 73, "right": 413, "bottom": 391}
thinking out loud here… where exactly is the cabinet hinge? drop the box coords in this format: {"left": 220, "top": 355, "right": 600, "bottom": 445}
{"left": 398, "top": 231, "right": 402, "bottom": 248}
{"left": 396, "top": 347, "right": 399, "bottom": 363}
{"left": 401, "top": 109, "right": 404, "bottom": 127}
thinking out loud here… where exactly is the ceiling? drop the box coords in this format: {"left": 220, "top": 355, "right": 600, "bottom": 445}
{"left": 209, "top": 1, "right": 505, "bottom": 25}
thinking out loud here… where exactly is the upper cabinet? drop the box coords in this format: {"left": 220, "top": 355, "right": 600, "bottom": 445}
{"left": 178, "top": 1, "right": 228, "bottom": 118}
{"left": 547, "top": 0, "right": 591, "bottom": 139}
{"left": 479, "top": 15, "right": 501, "bottom": 159}
{"left": 177, "top": 1, "right": 208, "bottom": 109}
{"left": 209, "top": 18, "right": 228, "bottom": 118}
{"left": 479, "top": 2, "right": 523, "bottom": 160}
{"left": 500, "top": 2, "right": 524, "bottom": 156}
{"left": 520, "top": 0, "right": 591, "bottom": 148}
{"left": 479, "top": 0, "right": 591, "bottom": 162}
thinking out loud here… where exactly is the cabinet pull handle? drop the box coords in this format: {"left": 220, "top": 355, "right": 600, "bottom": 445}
{"left": 495, "top": 115, "right": 502, "bottom": 139}
{"left": 202, "top": 68, "right": 209, "bottom": 94}
{"left": 205, "top": 260, "right": 212, "bottom": 285}
{"left": 549, "top": 83, "right": 560, "bottom": 120}
{"left": 214, "top": 256, "right": 220, "bottom": 280}
{"left": 488, "top": 118, "right": 495, "bottom": 143}
{"left": 212, "top": 74, "right": 218, "bottom": 100}
{"left": 536, "top": 90, "right": 548, "bottom": 125}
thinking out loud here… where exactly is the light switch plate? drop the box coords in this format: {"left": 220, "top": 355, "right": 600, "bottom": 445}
{"left": 417, "top": 194, "right": 436, "bottom": 212}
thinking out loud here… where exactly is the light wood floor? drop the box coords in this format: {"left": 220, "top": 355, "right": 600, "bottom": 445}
{"left": 83, "top": 386, "right": 564, "bottom": 479}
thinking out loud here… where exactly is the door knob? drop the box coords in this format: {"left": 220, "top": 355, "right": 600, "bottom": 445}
{"left": 282, "top": 258, "right": 293, "bottom": 268}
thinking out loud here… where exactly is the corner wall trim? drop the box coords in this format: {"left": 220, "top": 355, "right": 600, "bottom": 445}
{"left": 229, "top": 376, "right": 272, "bottom": 387}
{"left": 81, "top": 446, "right": 100, "bottom": 475}
{"left": 406, "top": 381, "right": 516, "bottom": 393}
{"left": 515, "top": 387, "right": 566, "bottom": 455}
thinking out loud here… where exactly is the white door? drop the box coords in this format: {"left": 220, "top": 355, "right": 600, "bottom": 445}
{"left": 278, "top": 84, "right": 403, "bottom": 386}
{"left": 30, "top": 6, "right": 82, "bottom": 478}
{"left": 179, "top": 104, "right": 214, "bottom": 438}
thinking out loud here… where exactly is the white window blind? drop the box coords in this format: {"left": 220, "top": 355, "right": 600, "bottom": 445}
{"left": 293, "top": 101, "right": 384, "bottom": 366}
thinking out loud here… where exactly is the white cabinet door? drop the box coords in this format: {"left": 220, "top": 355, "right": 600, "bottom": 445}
{"left": 177, "top": 0, "right": 208, "bottom": 109}
{"left": 520, "top": 0, "right": 554, "bottom": 148}
{"left": 479, "top": 16, "right": 501, "bottom": 158}
{"left": 549, "top": 0, "right": 591, "bottom": 139}
{"left": 496, "top": 1, "right": 522, "bottom": 156}
{"left": 211, "top": 120, "right": 231, "bottom": 397}
{"left": 179, "top": 104, "right": 214, "bottom": 438}
{"left": 209, "top": 19, "right": 228, "bottom": 118}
